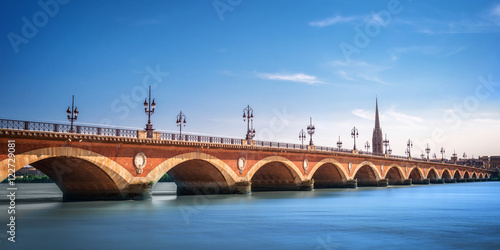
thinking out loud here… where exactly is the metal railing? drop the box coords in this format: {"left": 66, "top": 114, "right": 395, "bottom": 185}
{"left": 0, "top": 118, "right": 486, "bottom": 169}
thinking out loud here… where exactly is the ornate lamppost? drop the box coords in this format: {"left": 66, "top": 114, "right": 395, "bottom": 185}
{"left": 420, "top": 151, "right": 425, "bottom": 160}
{"left": 452, "top": 150, "right": 457, "bottom": 163}
{"left": 440, "top": 147, "right": 446, "bottom": 161}
{"left": 307, "top": 117, "right": 315, "bottom": 146}
{"left": 388, "top": 146, "right": 392, "bottom": 156}
{"left": 176, "top": 111, "right": 186, "bottom": 140}
{"left": 425, "top": 143, "right": 431, "bottom": 160}
{"left": 299, "top": 129, "right": 306, "bottom": 148}
{"left": 143, "top": 86, "right": 156, "bottom": 138}
{"left": 364, "top": 141, "right": 370, "bottom": 152}
{"left": 433, "top": 153, "right": 437, "bottom": 159}
{"left": 406, "top": 139, "right": 413, "bottom": 158}
{"left": 383, "top": 134, "right": 390, "bottom": 154}
{"left": 351, "top": 126, "right": 359, "bottom": 150}
{"left": 66, "top": 95, "right": 79, "bottom": 133}
{"left": 243, "top": 105, "right": 255, "bottom": 141}
{"left": 337, "top": 136, "right": 343, "bottom": 150}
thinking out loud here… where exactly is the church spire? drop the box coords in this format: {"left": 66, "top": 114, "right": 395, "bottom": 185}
{"left": 375, "top": 98, "right": 380, "bottom": 130}
{"left": 372, "top": 98, "right": 383, "bottom": 154}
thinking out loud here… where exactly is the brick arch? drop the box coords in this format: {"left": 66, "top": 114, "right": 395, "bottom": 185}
{"left": 245, "top": 156, "right": 304, "bottom": 182}
{"left": 426, "top": 167, "right": 439, "bottom": 181}
{"left": 352, "top": 161, "right": 382, "bottom": 180}
{"left": 452, "top": 169, "right": 462, "bottom": 180}
{"left": 384, "top": 165, "right": 405, "bottom": 185}
{"left": 0, "top": 146, "right": 133, "bottom": 187}
{"left": 471, "top": 172, "right": 478, "bottom": 179}
{"left": 407, "top": 166, "right": 425, "bottom": 181}
{"left": 463, "top": 171, "right": 471, "bottom": 179}
{"left": 307, "top": 158, "right": 348, "bottom": 180}
{"left": 381, "top": 163, "right": 402, "bottom": 178}
{"left": 479, "top": 173, "right": 485, "bottom": 179}
{"left": 0, "top": 147, "right": 134, "bottom": 200}
{"left": 441, "top": 168, "right": 453, "bottom": 180}
{"left": 308, "top": 158, "right": 348, "bottom": 188}
{"left": 145, "top": 152, "right": 238, "bottom": 186}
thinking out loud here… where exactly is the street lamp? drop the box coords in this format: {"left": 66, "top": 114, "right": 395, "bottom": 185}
{"left": 425, "top": 143, "right": 431, "bottom": 160}
{"left": 420, "top": 151, "right": 425, "bottom": 159}
{"left": 440, "top": 147, "right": 445, "bottom": 161}
{"left": 307, "top": 117, "right": 315, "bottom": 146}
{"left": 176, "top": 111, "right": 186, "bottom": 140}
{"left": 299, "top": 129, "right": 306, "bottom": 148}
{"left": 406, "top": 139, "right": 413, "bottom": 158}
{"left": 383, "top": 134, "right": 390, "bottom": 154}
{"left": 463, "top": 152, "right": 467, "bottom": 159}
{"left": 243, "top": 105, "right": 255, "bottom": 141}
{"left": 433, "top": 153, "right": 437, "bottom": 159}
{"left": 452, "top": 150, "right": 457, "bottom": 163}
{"left": 143, "top": 86, "right": 156, "bottom": 138}
{"left": 388, "top": 146, "right": 392, "bottom": 156}
{"left": 337, "top": 136, "right": 342, "bottom": 150}
{"left": 351, "top": 126, "right": 359, "bottom": 150}
{"left": 66, "top": 95, "right": 79, "bottom": 133}
{"left": 364, "top": 141, "right": 370, "bottom": 152}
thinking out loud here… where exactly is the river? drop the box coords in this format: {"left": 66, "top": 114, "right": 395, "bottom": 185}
{"left": 1, "top": 182, "right": 499, "bottom": 249}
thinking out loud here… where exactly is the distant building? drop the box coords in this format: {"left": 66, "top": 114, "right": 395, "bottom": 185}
{"left": 15, "top": 165, "right": 45, "bottom": 177}
{"left": 372, "top": 98, "right": 383, "bottom": 155}
{"left": 490, "top": 156, "right": 500, "bottom": 170}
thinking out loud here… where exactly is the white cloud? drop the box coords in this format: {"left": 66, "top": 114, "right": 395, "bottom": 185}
{"left": 337, "top": 70, "right": 357, "bottom": 81}
{"left": 386, "top": 106, "right": 424, "bottom": 123}
{"left": 352, "top": 109, "right": 373, "bottom": 120}
{"left": 330, "top": 60, "right": 392, "bottom": 85}
{"left": 309, "top": 15, "right": 359, "bottom": 27}
{"left": 257, "top": 72, "right": 324, "bottom": 85}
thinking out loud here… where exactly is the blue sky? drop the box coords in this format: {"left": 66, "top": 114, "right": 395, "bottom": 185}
{"left": 1, "top": 0, "right": 499, "bottom": 158}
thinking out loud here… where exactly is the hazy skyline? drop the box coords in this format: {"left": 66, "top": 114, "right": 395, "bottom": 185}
{"left": 1, "top": 0, "right": 499, "bottom": 157}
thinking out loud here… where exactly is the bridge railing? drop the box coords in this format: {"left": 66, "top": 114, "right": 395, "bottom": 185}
{"left": 0, "top": 118, "right": 486, "bottom": 169}
{"left": 0, "top": 119, "right": 139, "bottom": 138}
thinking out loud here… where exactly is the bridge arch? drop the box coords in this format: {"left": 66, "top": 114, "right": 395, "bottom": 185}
{"left": 246, "top": 156, "right": 304, "bottom": 191}
{"left": 147, "top": 152, "right": 239, "bottom": 195}
{"left": 408, "top": 166, "right": 425, "bottom": 183}
{"left": 463, "top": 171, "right": 471, "bottom": 179}
{"left": 452, "top": 170, "right": 462, "bottom": 180}
{"left": 352, "top": 161, "right": 381, "bottom": 186}
{"left": 384, "top": 165, "right": 405, "bottom": 185}
{"left": 471, "top": 172, "right": 478, "bottom": 179}
{"left": 0, "top": 147, "right": 133, "bottom": 200}
{"left": 308, "top": 158, "right": 348, "bottom": 188}
{"left": 441, "top": 169, "right": 452, "bottom": 181}
{"left": 426, "top": 167, "right": 439, "bottom": 182}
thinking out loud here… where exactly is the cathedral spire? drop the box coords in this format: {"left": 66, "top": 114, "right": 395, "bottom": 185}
{"left": 375, "top": 98, "right": 380, "bottom": 130}
{"left": 372, "top": 98, "right": 383, "bottom": 154}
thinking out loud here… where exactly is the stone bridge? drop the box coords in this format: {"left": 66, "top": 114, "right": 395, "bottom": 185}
{"left": 0, "top": 120, "right": 493, "bottom": 201}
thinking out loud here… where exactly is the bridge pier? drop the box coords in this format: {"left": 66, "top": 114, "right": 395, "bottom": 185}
{"left": 445, "top": 179, "right": 456, "bottom": 183}
{"left": 232, "top": 181, "right": 252, "bottom": 194}
{"left": 412, "top": 179, "right": 430, "bottom": 185}
{"left": 457, "top": 179, "right": 466, "bottom": 183}
{"left": 377, "top": 179, "right": 389, "bottom": 187}
{"left": 431, "top": 179, "right": 445, "bottom": 184}
{"left": 344, "top": 179, "right": 357, "bottom": 188}
{"left": 298, "top": 180, "right": 314, "bottom": 191}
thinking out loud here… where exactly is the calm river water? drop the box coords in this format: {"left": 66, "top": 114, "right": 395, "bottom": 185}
{"left": 1, "top": 182, "right": 499, "bottom": 249}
